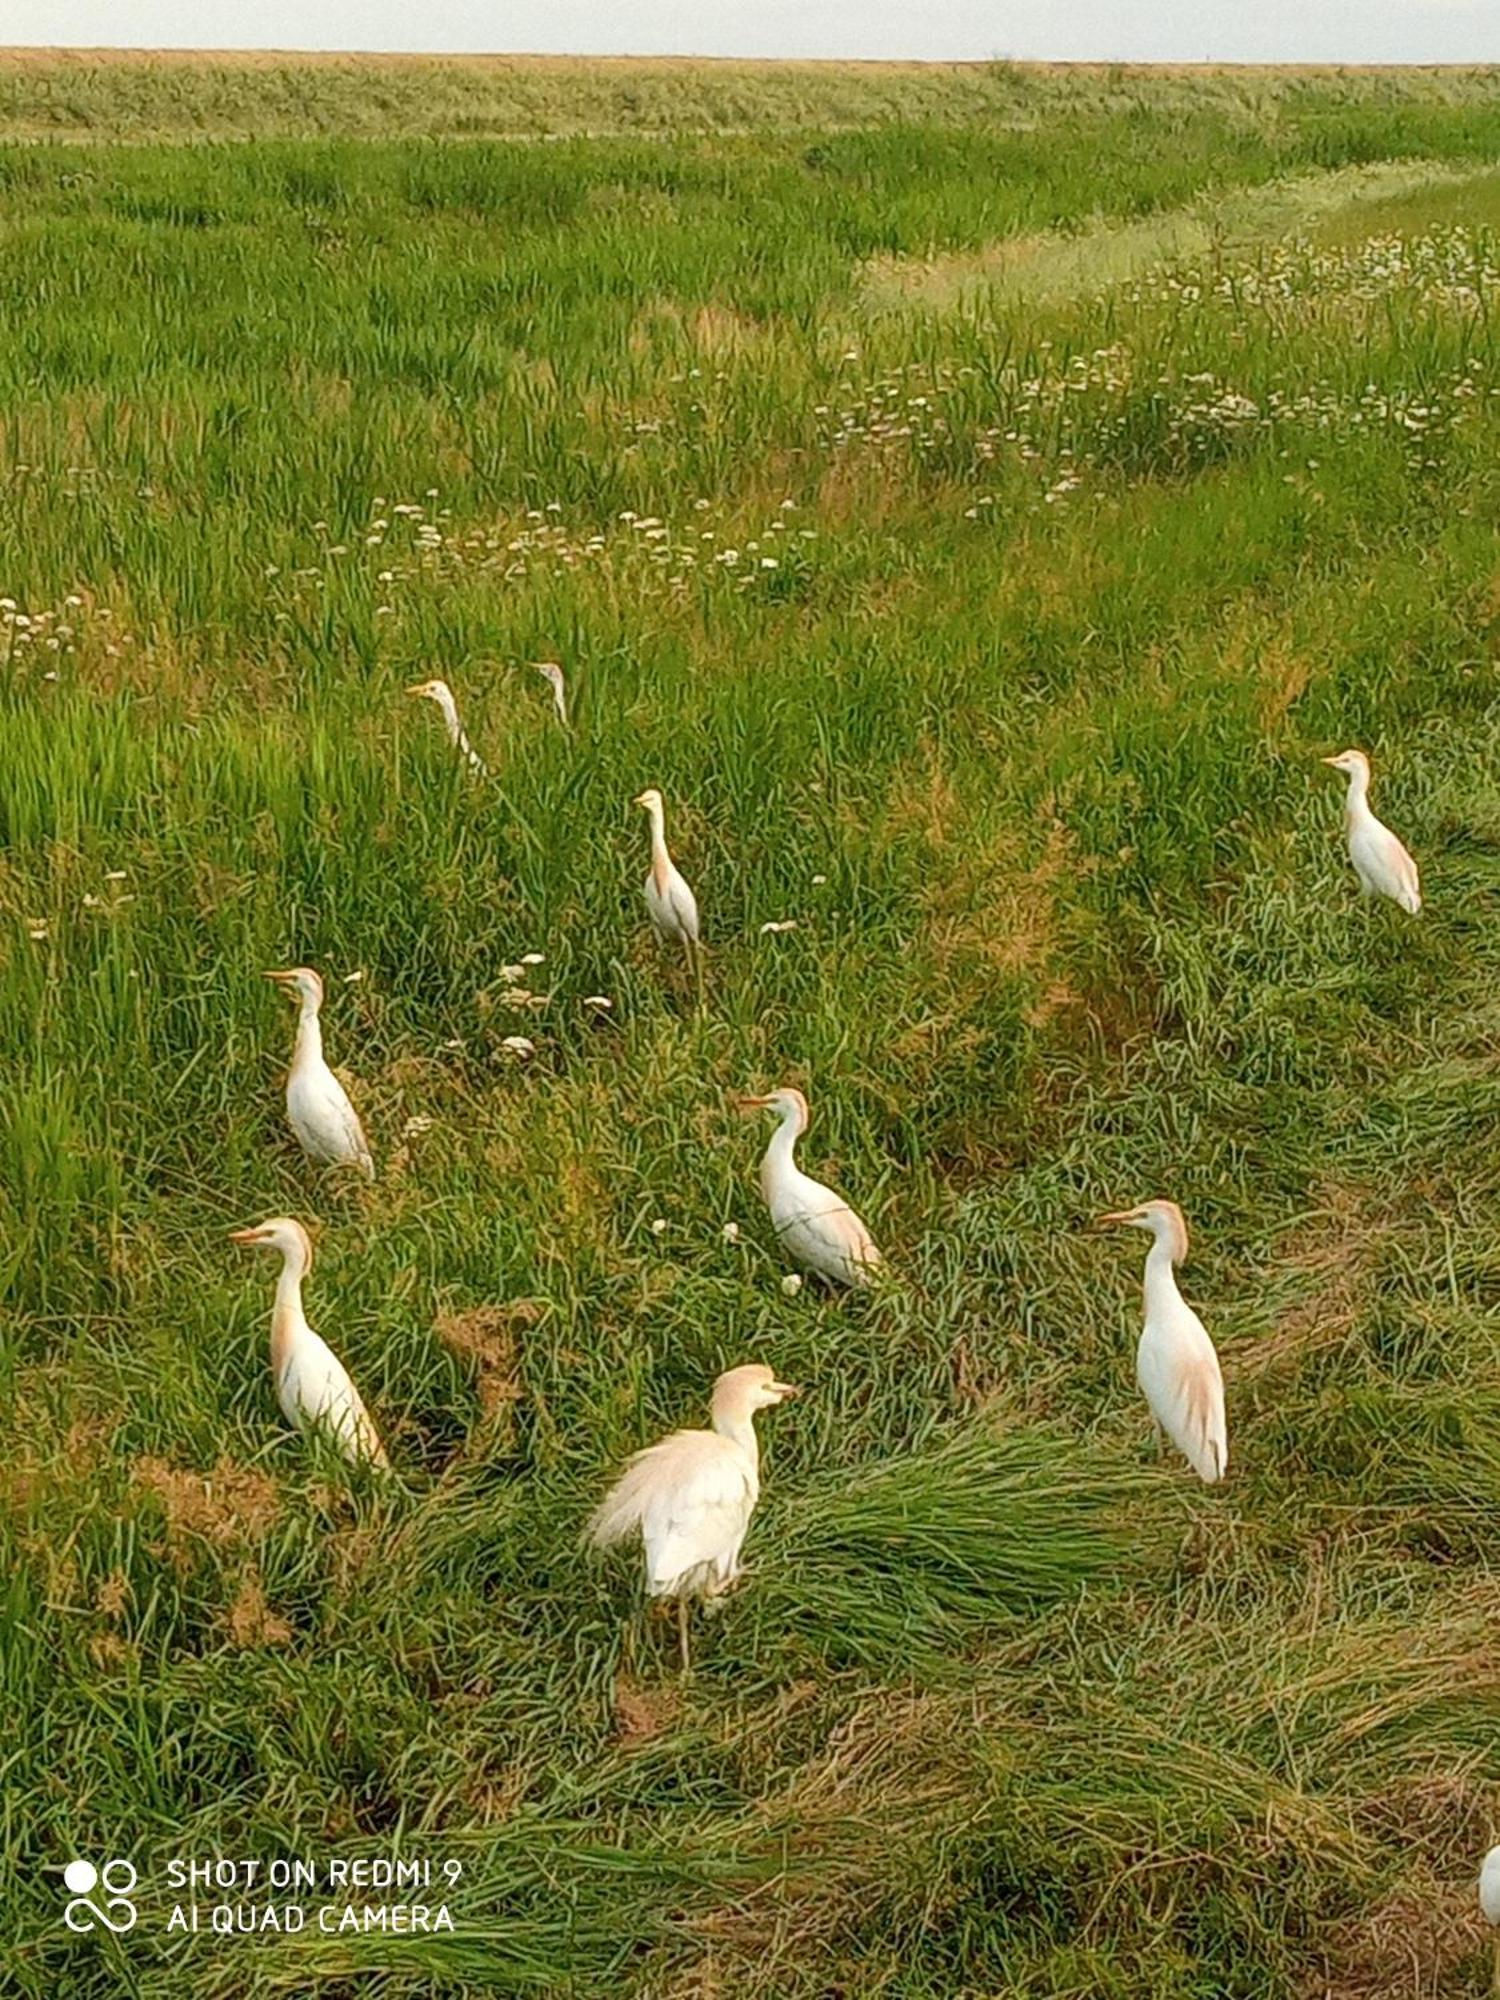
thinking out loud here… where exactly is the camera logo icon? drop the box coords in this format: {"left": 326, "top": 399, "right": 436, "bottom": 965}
{"left": 63, "top": 1859, "right": 138, "bottom": 1934}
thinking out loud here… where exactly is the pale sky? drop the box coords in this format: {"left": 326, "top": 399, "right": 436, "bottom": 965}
{"left": 4, "top": 1, "right": 1500, "bottom": 64}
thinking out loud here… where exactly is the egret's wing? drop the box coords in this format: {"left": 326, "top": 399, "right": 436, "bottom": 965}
{"left": 1143, "top": 1312, "right": 1226, "bottom": 1485}
{"left": 1386, "top": 830, "right": 1421, "bottom": 913}
{"left": 325, "top": 1074, "right": 375, "bottom": 1177}
{"left": 281, "top": 1331, "right": 388, "bottom": 1469}
{"left": 641, "top": 1435, "right": 755, "bottom": 1593}
{"left": 774, "top": 1174, "right": 882, "bottom": 1283}
{"left": 668, "top": 871, "right": 701, "bottom": 946}
{"left": 590, "top": 1431, "right": 754, "bottom": 1593}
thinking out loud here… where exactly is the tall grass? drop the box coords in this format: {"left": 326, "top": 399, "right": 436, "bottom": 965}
{"left": 3, "top": 62, "right": 1500, "bottom": 1999}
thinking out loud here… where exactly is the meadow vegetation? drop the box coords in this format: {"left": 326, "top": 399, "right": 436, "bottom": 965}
{"left": 3, "top": 56, "right": 1500, "bottom": 1998}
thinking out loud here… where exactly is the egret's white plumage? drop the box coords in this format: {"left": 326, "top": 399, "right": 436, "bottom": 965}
{"left": 588, "top": 1363, "right": 798, "bottom": 1667}
{"left": 229, "top": 1216, "right": 389, "bottom": 1469}
{"left": 1482, "top": 1847, "right": 1500, "bottom": 1925}
{"left": 265, "top": 966, "right": 375, "bottom": 1180}
{"left": 741, "top": 1086, "right": 883, "bottom": 1288}
{"left": 634, "top": 787, "right": 700, "bottom": 953}
{"left": 1322, "top": 748, "right": 1421, "bottom": 914}
{"left": 1481, "top": 1847, "right": 1500, "bottom": 1992}
{"left": 407, "top": 677, "right": 488, "bottom": 775}
{"left": 1099, "top": 1199, "right": 1227, "bottom": 1484}
{"left": 533, "top": 661, "right": 569, "bottom": 729}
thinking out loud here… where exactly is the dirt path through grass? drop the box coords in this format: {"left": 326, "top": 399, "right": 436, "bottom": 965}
{"left": 864, "top": 156, "right": 1500, "bottom": 307}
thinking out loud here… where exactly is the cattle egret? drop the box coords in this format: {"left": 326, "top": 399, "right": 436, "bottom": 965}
{"left": 1481, "top": 1847, "right": 1500, "bottom": 1992}
{"left": 264, "top": 967, "right": 375, "bottom": 1180}
{"left": 740, "top": 1086, "right": 883, "bottom": 1288}
{"left": 588, "top": 1363, "right": 799, "bottom": 1668}
{"left": 406, "top": 677, "right": 488, "bottom": 775}
{"left": 634, "top": 788, "right": 701, "bottom": 962}
{"left": 1098, "top": 1200, "right": 1227, "bottom": 1484}
{"left": 229, "top": 1217, "right": 390, "bottom": 1469}
{"left": 532, "top": 661, "right": 569, "bottom": 728}
{"left": 1322, "top": 749, "right": 1421, "bottom": 914}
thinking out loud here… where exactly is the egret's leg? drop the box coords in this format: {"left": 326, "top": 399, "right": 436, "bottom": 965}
{"left": 677, "top": 1595, "right": 691, "bottom": 1674}
{"left": 1491, "top": 1929, "right": 1499, "bottom": 1997}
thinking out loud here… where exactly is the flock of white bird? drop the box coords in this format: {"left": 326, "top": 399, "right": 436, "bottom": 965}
{"left": 233, "top": 679, "right": 1428, "bottom": 1690}
{"left": 236, "top": 684, "right": 1500, "bottom": 1942}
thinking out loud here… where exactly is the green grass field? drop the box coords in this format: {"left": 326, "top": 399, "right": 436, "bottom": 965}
{"left": 4, "top": 52, "right": 1500, "bottom": 1998}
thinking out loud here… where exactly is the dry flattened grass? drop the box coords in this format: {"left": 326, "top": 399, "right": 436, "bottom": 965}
{"left": 680, "top": 1691, "right": 978, "bottom": 1980}
{"left": 132, "top": 1453, "right": 279, "bottom": 1568}
{"left": 613, "top": 1674, "right": 681, "bottom": 1748}
{"left": 224, "top": 1567, "right": 293, "bottom": 1649}
{"left": 1246, "top": 1183, "right": 1405, "bottom": 1380}
{"left": 434, "top": 1300, "right": 535, "bottom": 1448}
{"left": 1308, "top": 1875, "right": 1484, "bottom": 2000}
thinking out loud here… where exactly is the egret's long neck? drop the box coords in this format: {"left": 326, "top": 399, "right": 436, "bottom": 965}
{"left": 1143, "top": 1233, "right": 1183, "bottom": 1313}
{"left": 270, "top": 1247, "right": 310, "bottom": 1371}
{"left": 713, "top": 1408, "right": 759, "bottom": 1470}
{"left": 434, "top": 690, "right": 463, "bottom": 748}
{"left": 292, "top": 1000, "right": 324, "bottom": 1070}
{"left": 764, "top": 1102, "right": 804, "bottom": 1178}
{"left": 1344, "top": 765, "right": 1371, "bottom": 814}
{"left": 274, "top": 1249, "right": 308, "bottom": 1324}
{"left": 645, "top": 803, "right": 673, "bottom": 890}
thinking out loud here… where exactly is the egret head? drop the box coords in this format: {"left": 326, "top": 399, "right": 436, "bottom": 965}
{"left": 633, "top": 787, "right": 664, "bottom": 816}
{"left": 229, "top": 1216, "right": 314, "bottom": 1271}
{"left": 533, "top": 661, "right": 565, "bottom": 690}
{"left": 712, "top": 1363, "right": 801, "bottom": 1426}
{"left": 1321, "top": 748, "right": 1370, "bottom": 782}
{"left": 737, "top": 1086, "right": 810, "bottom": 1135}
{"left": 406, "top": 677, "right": 455, "bottom": 708}
{"left": 1097, "top": 1199, "right": 1189, "bottom": 1263}
{"left": 263, "top": 966, "right": 324, "bottom": 1011}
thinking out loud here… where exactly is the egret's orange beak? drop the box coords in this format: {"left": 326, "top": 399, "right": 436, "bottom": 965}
{"left": 405, "top": 682, "right": 430, "bottom": 698}
{"left": 737, "top": 1094, "right": 773, "bottom": 1113}
{"left": 771, "top": 1382, "right": 802, "bottom": 1399}
{"left": 1096, "top": 1208, "right": 1143, "bottom": 1228}
{"left": 228, "top": 1227, "right": 266, "bottom": 1246}
{"left": 263, "top": 969, "right": 298, "bottom": 987}
{"left": 1320, "top": 755, "right": 1343, "bottom": 767}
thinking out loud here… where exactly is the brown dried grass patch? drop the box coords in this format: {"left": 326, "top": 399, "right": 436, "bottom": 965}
{"left": 224, "top": 1567, "right": 293, "bottom": 1649}
{"left": 435, "top": 1301, "right": 536, "bottom": 1449}
{"left": 613, "top": 1674, "right": 681, "bottom": 1748}
{"left": 1246, "top": 1183, "right": 1403, "bottom": 1380}
{"left": 1306, "top": 1874, "right": 1484, "bottom": 2000}
{"left": 132, "top": 1453, "right": 280, "bottom": 1568}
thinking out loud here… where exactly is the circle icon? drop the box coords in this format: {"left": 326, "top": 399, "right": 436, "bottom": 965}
{"left": 63, "top": 1861, "right": 98, "bottom": 1896}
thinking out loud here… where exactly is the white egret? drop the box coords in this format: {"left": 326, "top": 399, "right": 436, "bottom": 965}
{"left": 588, "top": 1363, "right": 799, "bottom": 1668}
{"left": 634, "top": 788, "right": 701, "bottom": 961}
{"left": 406, "top": 677, "right": 488, "bottom": 775}
{"left": 1322, "top": 748, "right": 1421, "bottom": 914}
{"left": 264, "top": 966, "right": 375, "bottom": 1181}
{"left": 1098, "top": 1199, "right": 1227, "bottom": 1484}
{"left": 1480, "top": 1847, "right": 1500, "bottom": 1992}
{"left": 229, "top": 1217, "right": 390, "bottom": 1469}
{"left": 740, "top": 1086, "right": 883, "bottom": 1288}
{"left": 532, "top": 661, "right": 569, "bottom": 729}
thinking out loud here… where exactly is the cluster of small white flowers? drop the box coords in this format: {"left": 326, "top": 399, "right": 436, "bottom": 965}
{"left": 0, "top": 591, "right": 117, "bottom": 665}
{"left": 275, "top": 489, "right": 812, "bottom": 617}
